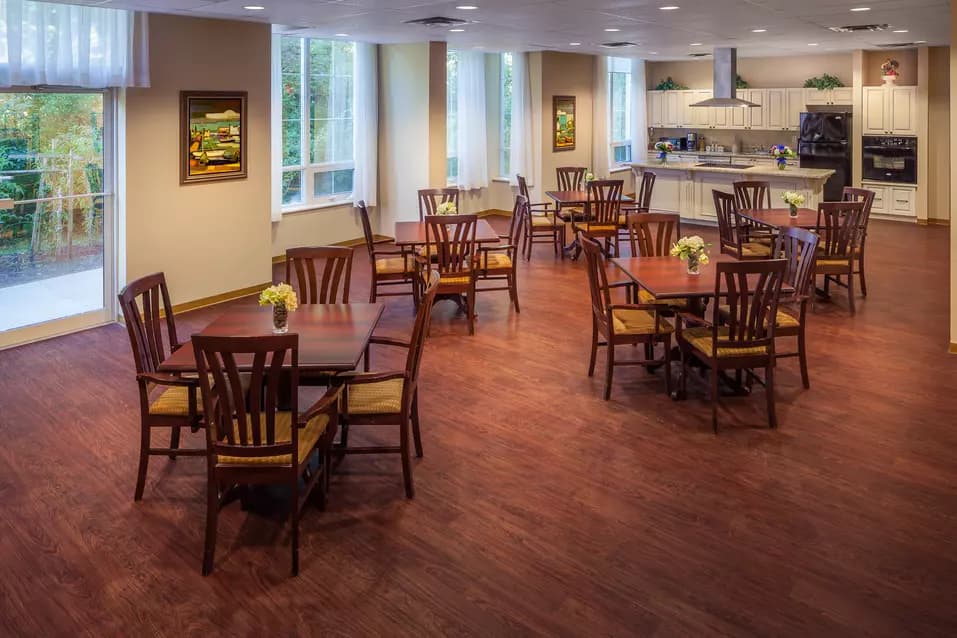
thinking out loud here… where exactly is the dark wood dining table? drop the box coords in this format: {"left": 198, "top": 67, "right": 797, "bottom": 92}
{"left": 158, "top": 303, "right": 384, "bottom": 374}
{"left": 545, "top": 190, "right": 633, "bottom": 257}
{"left": 394, "top": 219, "right": 501, "bottom": 247}
{"left": 738, "top": 207, "right": 819, "bottom": 230}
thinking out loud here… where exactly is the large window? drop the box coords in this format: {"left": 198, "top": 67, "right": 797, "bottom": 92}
{"left": 280, "top": 36, "right": 355, "bottom": 208}
{"left": 499, "top": 53, "right": 513, "bottom": 177}
{"left": 446, "top": 50, "right": 458, "bottom": 182}
{"left": 608, "top": 57, "right": 632, "bottom": 165}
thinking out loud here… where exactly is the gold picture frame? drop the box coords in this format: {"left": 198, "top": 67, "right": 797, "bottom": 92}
{"left": 180, "top": 91, "right": 248, "bottom": 184}
{"left": 553, "top": 95, "right": 576, "bottom": 152}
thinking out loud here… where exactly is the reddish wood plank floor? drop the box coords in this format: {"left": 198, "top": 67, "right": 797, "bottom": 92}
{"left": 1, "top": 218, "right": 955, "bottom": 636}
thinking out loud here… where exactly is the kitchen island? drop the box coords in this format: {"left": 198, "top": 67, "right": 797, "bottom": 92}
{"left": 630, "top": 161, "right": 835, "bottom": 223}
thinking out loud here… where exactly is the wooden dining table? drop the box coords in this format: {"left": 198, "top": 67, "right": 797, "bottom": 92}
{"left": 738, "top": 207, "right": 819, "bottom": 230}
{"left": 394, "top": 218, "right": 501, "bottom": 247}
{"left": 159, "top": 303, "right": 384, "bottom": 374}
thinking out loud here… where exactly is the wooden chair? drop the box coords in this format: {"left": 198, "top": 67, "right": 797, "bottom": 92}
{"left": 676, "top": 259, "right": 787, "bottom": 432}
{"left": 623, "top": 213, "right": 688, "bottom": 311}
{"left": 118, "top": 272, "right": 205, "bottom": 501}
{"left": 357, "top": 200, "right": 415, "bottom": 303}
{"left": 334, "top": 271, "right": 440, "bottom": 498}
{"left": 713, "top": 190, "right": 771, "bottom": 260}
{"left": 476, "top": 194, "right": 523, "bottom": 313}
{"left": 554, "top": 166, "right": 587, "bottom": 223}
{"left": 418, "top": 188, "right": 459, "bottom": 220}
{"left": 193, "top": 333, "right": 340, "bottom": 576}
{"left": 815, "top": 201, "right": 865, "bottom": 315}
{"left": 733, "top": 180, "right": 774, "bottom": 243}
{"left": 573, "top": 179, "right": 623, "bottom": 257}
{"left": 285, "top": 246, "right": 352, "bottom": 304}
{"left": 422, "top": 213, "right": 479, "bottom": 335}
{"left": 581, "top": 233, "right": 673, "bottom": 400}
{"left": 618, "top": 170, "right": 656, "bottom": 246}
{"left": 842, "top": 186, "right": 876, "bottom": 297}
{"left": 517, "top": 173, "right": 564, "bottom": 260}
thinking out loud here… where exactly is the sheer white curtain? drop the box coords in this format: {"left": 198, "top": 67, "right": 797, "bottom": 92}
{"left": 352, "top": 42, "right": 377, "bottom": 207}
{"left": 0, "top": 0, "right": 148, "bottom": 88}
{"left": 630, "top": 58, "right": 648, "bottom": 163}
{"left": 591, "top": 56, "right": 610, "bottom": 175}
{"left": 455, "top": 50, "right": 488, "bottom": 190}
{"left": 508, "top": 51, "right": 534, "bottom": 188}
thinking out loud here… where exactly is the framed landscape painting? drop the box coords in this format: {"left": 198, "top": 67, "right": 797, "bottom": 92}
{"left": 180, "top": 91, "right": 247, "bottom": 184}
{"left": 553, "top": 95, "right": 576, "bottom": 152}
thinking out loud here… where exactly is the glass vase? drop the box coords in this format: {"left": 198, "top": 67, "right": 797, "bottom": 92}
{"left": 272, "top": 303, "right": 288, "bottom": 334}
{"left": 777, "top": 158, "right": 787, "bottom": 170}
{"left": 658, "top": 151, "right": 668, "bottom": 164}
{"left": 686, "top": 253, "right": 700, "bottom": 275}
{"left": 788, "top": 204, "right": 799, "bottom": 218}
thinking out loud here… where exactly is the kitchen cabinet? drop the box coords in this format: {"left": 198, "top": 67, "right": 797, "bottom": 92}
{"left": 766, "top": 89, "right": 787, "bottom": 130}
{"left": 648, "top": 91, "right": 663, "bottom": 127}
{"left": 861, "top": 180, "right": 917, "bottom": 218}
{"left": 663, "top": 90, "right": 681, "bottom": 127}
{"left": 692, "top": 90, "right": 712, "bottom": 128}
{"left": 804, "top": 87, "right": 853, "bottom": 106}
{"left": 729, "top": 89, "right": 765, "bottom": 130}
{"left": 786, "top": 88, "right": 805, "bottom": 130}
{"left": 862, "top": 85, "right": 917, "bottom": 135}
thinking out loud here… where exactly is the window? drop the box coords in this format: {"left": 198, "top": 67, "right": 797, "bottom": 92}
{"left": 608, "top": 57, "right": 632, "bottom": 165}
{"left": 279, "top": 36, "right": 355, "bottom": 208}
{"left": 499, "top": 52, "right": 513, "bottom": 177}
{"left": 446, "top": 50, "right": 458, "bottom": 182}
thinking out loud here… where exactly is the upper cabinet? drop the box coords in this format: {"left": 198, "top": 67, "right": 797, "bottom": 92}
{"left": 862, "top": 85, "right": 917, "bottom": 135}
{"left": 647, "top": 87, "right": 804, "bottom": 131}
{"left": 804, "top": 87, "right": 853, "bottom": 106}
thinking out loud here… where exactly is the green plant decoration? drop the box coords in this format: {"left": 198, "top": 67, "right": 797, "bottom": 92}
{"left": 803, "top": 73, "right": 845, "bottom": 90}
{"left": 736, "top": 74, "right": 749, "bottom": 89}
{"left": 654, "top": 76, "right": 689, "bottom": 91}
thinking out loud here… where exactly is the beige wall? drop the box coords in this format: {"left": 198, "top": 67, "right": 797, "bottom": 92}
{"left": 540, "top": 52, "right": 595, "bottom": 191}
{"left": 647, "top": 53, "right": 853, "bottom": 90}
{"left": 928, "top": 47, "right": 951, "bottom": 222}
{"left": 863, "top": 48, "right": 919, "bottom": 86}
{"left": 125, "top": 14, "right": 272, "bottom": 305}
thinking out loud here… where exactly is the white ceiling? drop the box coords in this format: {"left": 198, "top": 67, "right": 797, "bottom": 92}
{"left": 76, "top": 0, "right": 949, "bottom": 58}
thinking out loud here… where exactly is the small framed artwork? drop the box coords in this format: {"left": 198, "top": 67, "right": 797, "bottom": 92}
{"left": 553, "top": 95, "right": 576, "bottom": 152}
{"left": 180, "top": 91, "right": 247, "bottom": 184}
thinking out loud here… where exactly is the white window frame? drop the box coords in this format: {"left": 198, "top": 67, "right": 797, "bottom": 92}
{"left": 275, "top": 35, "right": 355, "bottom": 214}
{"left": 499, "top": 52, "right": 512, "bottom": 179}
{"left": 608, "top": 57, "right": 632, "bottom": 167}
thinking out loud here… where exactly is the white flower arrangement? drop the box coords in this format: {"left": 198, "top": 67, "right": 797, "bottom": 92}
{"left": 259, "top": 283, "right": 298, "bottom": 311}
{"left": 584, "top": 170, "right": 595, "bottom": 183}
{"left": 770, "top": 144, "right": 796, "bottom": 159}
{"left": 654, "top": 141, "right": 675, "bottom": 153}
{"left": 435, "top": 201, "right": 458, "bottom": 215}
{"left": 670, "top": 235, "right": 711, "bottom": 264}
{"left": 782, "top": 191, "right": 805, "bottom": 207}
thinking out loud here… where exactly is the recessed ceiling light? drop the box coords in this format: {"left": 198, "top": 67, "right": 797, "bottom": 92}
{"left": 659, "top": 5, "right": 680, "bottom": 9}
{"left": 649, "top": 51, "right": 659, "bottom": 55}
{"left": 604, "top": 28, "right": 620, "bottom": 32}
{"left": 689, "top": 42, "right": 702, "bottom": 46}
{"left": 915, "top": 40, "right": 926, "bottom": 43}
{"left": 850, "top": 6, "right": 871, "bottom": 11}
{"left": 569, "top": 42, "right": 581, "bottom": 46}
{"left": 808, "top": 42, "right": 819, "bottom": 46}
{"left": 243, "top": 5, "right": 264, "bottom": 9}
{"left": 449, "top": 28, "right": 465, "bottom": 32}
{"left": 456, "top": 4, "right": 478, "bottom": 9}
{"left": 335, "top": 33, "right": 350, "bottom": 37}
{"left": 893, "top": 29, "right": 908, "bottom": 33}
{"left": 752, "top": 28, "right": 767, "bottom": 33}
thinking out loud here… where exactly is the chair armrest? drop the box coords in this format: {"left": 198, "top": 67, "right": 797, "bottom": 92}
{"left": 529, "top": 202, "right": 554, "bottom": 210}
{"left": 137, "top": 372, "right": 198, "bottom": 387}
{"left": 299, "top": 385, "right": 342, "bottom": 426}
{"left": 372, "top": 248, "right": 407, "bottom": 257}
{"left": 333, "top": 370, "right": 407, "bottom": 387}
{"left": 480, "top": 243, "right": 515, "bottom": 252}
{"left": 369, "top": 336, "right": 411, "bottom": 349}
{"left": 609, "top": 303, "right": 665, "bottom": 313}
{"left": 674, "top": 311, "right": 712, "bottom": 329}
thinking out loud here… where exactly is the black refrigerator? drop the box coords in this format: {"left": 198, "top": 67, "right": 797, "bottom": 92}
{"left": 798, "top": 112, "right": 851, "bottom": 202}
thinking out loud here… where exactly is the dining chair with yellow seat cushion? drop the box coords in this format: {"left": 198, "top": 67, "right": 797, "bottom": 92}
{"left": 581, "top": 234, "right": 674, "bottom": 400}
{"left": 814, "top": 201, "right": 865, "bottom": 316}
{"left": 375, "top": 254, "right": 416, "bottom": 275}
{"left": 417, "top": 214, "right": 480, "bottom": 334}
{"left": 713, "top": 190, "right": 772, "bottom": 261}
{"left": 676, "top": 259, "right": 787, "bottom": 432}
{"left": 148, "top": 385, "right": 203, "bottom": 416}
{"left": 572, "top": 180, "right": 624, "bottom": 257}
{"left": 517, "top": 174, "right": 566, "bottom": 260}
{"left": 192, "top": 332, "right": 341, "bottom": 576}
{"left": 334, "top": 272, "right": 439, "bottom": 499}
{"left": 624, "top": 213, "right": 689, "bottom": 311}
{"left": 617, "top": 169, "right": 656, "bottom": 247}
{"left": 358, "top": 201, "right": 415, "bottom": 303}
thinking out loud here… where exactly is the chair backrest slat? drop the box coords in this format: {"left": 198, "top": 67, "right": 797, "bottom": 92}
{"left": 817, "top": 201, "right": 865, "bottom": 258}
{"left": 588, "top": 179, "right": 623, "bottom": 226}
{"left": 714, "top": 260, "right": 787, "bottom": 355}
{"left": 635, "top": 171, "right": 656, "bottom": 211}
{"left": 406, "top": 271, "right": 440, "bottom": 392}
{"left": 580, "top": 233, "right": 612, "bottom": 324}
{"left": 516, "top": 174, "right": 532, "bottom": 203}
{"left": 841, "top": 187, "right": 876, "bottom": 235}
{"left": 774, "top": 226, "right": 819, "bottom": 302}
{"left": 713, "top": 190, "right": 743, "bottom": 256}
{"left": 285, "top": 246, "right": 353, "bottom": 304}
{"left": 418, "top": 188, "right": 459, "bottom": 220}
{"left": 556, "top": 166, "right": 585, "bottom": 191}
{"left": 733, "top": 180, "right": 772, "bottom": 210}
{"left": 626, "top": 212, "right": 680, "bottom": 257}
{"left": 118, "top": 272, "right": 178, "bottom": 375}
{"left": 355, "top": 200, "right": 377, "bottom": 263}
{"left": 508, "top": 195, "right": 527, "bottom": 248}
{"left": 424, "top": 214, "right": 478, "bottom": 276}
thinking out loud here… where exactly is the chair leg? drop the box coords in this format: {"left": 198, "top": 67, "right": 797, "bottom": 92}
{"left": 290, "top": 481, "right": 300, "bottom": 576}
{"left": 411, "top": 392, "right": 424, "bottom": 458}
{"left": 846, "top": 269, "right": 856, "bottom": 316}
{"left": 510, "top": 272, "right": 520, "bottom": 313}
{"left": 202, "top": 480, "right": 219, "bottom": 576}
{"left": 643, "top": 342, "right": 653, "bottom": 371}
{"left": 363, "top": 344, "right": 370, "bottom": 372}
{"left": 400, "top": 417, "right": 414, "bottom": 498}
{"left": 858, "top": 252, "right": 867, "bottom": 297}
{"left": 467, "top": 288, "right": 476, "bottom": 335}
{"left": 340, "top": 423, "right": 350, "bottom": 449}
{"left": 663, "top": 336, "right": 673, "bottom": 397}
{"left": 369, "top": 276, "right": 377, "bottom": 303}
{"left": 134, "top": 423, "right": 150, "bottom": 501}
{"left": 765, "top": 366, "right": 777, "bottom": 429}
{"left": 604, "top": 341, "right": 615, "bottom": 401}
{"left": 168, "top": 426, "right": 181, "bottom": 459}
{"left": 680, "top": 349, "right": 689, "bottom": 399}
{"left": 710, "top": 369, "right": 719, "bottom": 434}
{"left": 588, "top": 318, "right": 598, "bottom": 377}
{"left": 798, "top": 324, "right": 810, "bottom": 389}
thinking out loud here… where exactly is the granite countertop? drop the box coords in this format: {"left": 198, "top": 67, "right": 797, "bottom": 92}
{"left": 630, "top": 161, "right": 834, "bottom": 180}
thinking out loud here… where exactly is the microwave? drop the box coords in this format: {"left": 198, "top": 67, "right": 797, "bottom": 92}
{"left": 862, "top": 136, "right": 917, "bottom": 184}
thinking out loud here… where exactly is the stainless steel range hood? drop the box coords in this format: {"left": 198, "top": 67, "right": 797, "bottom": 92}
{"left": 690, "top": 48, "right": 758, "bottom": 108}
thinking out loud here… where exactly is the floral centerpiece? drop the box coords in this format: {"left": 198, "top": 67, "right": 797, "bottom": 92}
{"left": 654, "top": 141, "right": 674, "bottom": 163}
{"left": 435, "top": 201, "right": 458, "bottom": 215}
{"left": 259, "top": 283, "right": 298, "bottom": 333}
{"left": 782, "top": 191, "right": 805, "bottom": 218}
{"left": 770, "top": 144, "right": 796, "bottom": 170}
{"left": 881, "top": 58, "right": 900, "bottom": 84}
{"left": 670, "top": 235, "right": 710, "bottom": 275}
{"left": 583, "top": 170, "right": 595, "bottom": 189}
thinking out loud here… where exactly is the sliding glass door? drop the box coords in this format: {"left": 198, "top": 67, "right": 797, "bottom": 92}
{"left": 0, "top": 90, "right": 114, "bottom": 349}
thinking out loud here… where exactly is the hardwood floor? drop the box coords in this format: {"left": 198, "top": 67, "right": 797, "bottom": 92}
{"left": 1, "top": 218, "right": 955, "bottom": 636}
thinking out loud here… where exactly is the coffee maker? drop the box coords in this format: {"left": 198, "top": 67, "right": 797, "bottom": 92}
{"left": 686, "top": 132, "right": 698, "bottom": 152}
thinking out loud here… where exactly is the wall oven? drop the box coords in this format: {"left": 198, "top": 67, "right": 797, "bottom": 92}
{"left": 862, "top": 135, "right": 917, "bottom": 184}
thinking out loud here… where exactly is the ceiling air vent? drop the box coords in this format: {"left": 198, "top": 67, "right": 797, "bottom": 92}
{"left": 601, "top": 42, "right": 637, "bottom": 48}
{"left": 878, "top": 42, "right": 919, "bottom": 48}
{"left": 688, "top": 52, "right": 711, "bottom": 57}
{"left": 829, "top": 24, "right": 889, "bottom": 33}
{"left": 403, "top": 16, "right": 468, "bottom": 27}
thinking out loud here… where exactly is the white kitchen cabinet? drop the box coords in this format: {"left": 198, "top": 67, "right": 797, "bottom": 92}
{"left": 663, "top": 91, "right": 681, "bottom": 127}
{"left": 727, "top": 89, "right": 766, "bottom": 130}
{"left": 692, "top": 90, "right": 712, "bottom": 128}
{"left": 861, "top": 181, "right": 917, "bottom": 218}
{"left": 804, "top": 87, "right": 853, "bottom": 106}
{"left": 862, "top": 85, "right": 917, "bottom": 135}
{"left": 766, "top": 89, "right": 787, "bottom": 130}
{"left": 678, "top": 90, "right": 695, "bottom": 128}
{"left": 786, "top": 88, "right": 805, "bottom": 130}
{"left": 648, "top": 91, "right": 664, "bottom": 127}
{"left": 710, "top": 102, "right": 729, "bottom": 128}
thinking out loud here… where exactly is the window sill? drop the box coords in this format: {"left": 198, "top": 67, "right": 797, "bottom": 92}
{"left": 491, "top": 177, "right": 512, "bottom": 184}
{"left": 609, "top": 166, "right": 631, "bottom": 174}
{"left": 278, "top": 199, "right": 354, "bottom": 217}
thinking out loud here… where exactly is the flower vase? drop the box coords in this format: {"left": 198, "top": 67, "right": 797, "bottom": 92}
{"left": 272, "top": 303, "right": 289, "bottom": 334}
{"left": 658, "top": 151, "right": 668, "bottom": 164}
{"left": 686, "top": 253, "right": 700, "bottom": 275}
{"left": 777, "top": 158, "right": 787, "bottom": 170}
{"left": 788, "top": 204, "right": 799, "bottom": 218}
{"left": 882, "top": 74, "right": 897, "bottom": 85}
